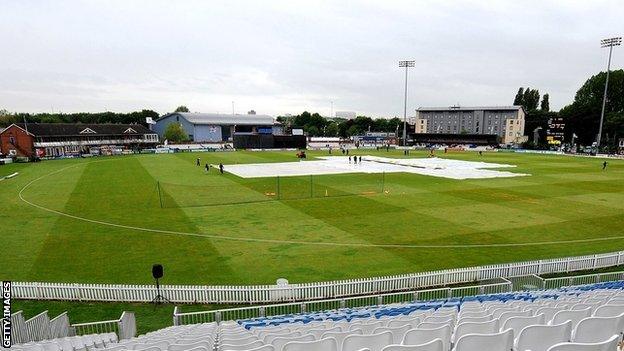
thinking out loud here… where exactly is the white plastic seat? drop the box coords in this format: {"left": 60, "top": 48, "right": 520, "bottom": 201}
{"left": 132, "top": 341, "right": 169, "bottom": 351}
{"left": 219, "top": 336, "right": 259, "bottom": 346}
{"left": 546, "top": 334, "right": 619, "bottom": 351}
{"left": 308, "top": 327, "right": 340, "bottom": 339}
{"left": 220, "top": 340, "right": 264, "bottom": 351}
{"left": 381, "top": 339, "right": 443, "bottom": 351}
{"left": 271, "top": 334, "right": 314, "bottom": 351}
{"left": 264, "top": 332, "right": 302, "bottom": 344}
{"left": 342, "top": 331, "right": 393, "bottom": 351}
{"left": 593, "top": 305, "right": 624, "bottom": 317}
{"left": 452, "top": 319, "right": 500, "bottom": 344}
{"left": 357, "top": 322, "right": 385, "bottom": 335}
{"left": 387, "top": 318, "right": 420, "bottom": 329}
{"left": 40, "top": 343, "right": 61, "bottom": 351}
{"left": 572, "top": 315, "right": 624, "bottom": 343}
{"left": 417, "top": 322, "right": 450, "bottom": 330}
{"left": 423, "top": 316, "right": 454, "bottom": 325}
{"left": 514, "top": 321, "right": 572, "bottom": 351}
{"left": 498, "top": 310, "right": 532, "bottom": 326}
{"left": 502, "top": 314, "right": 545, "bottom": 336}
{"left": 457, "top": 315, "right": 492, "bottom": 325}
{"left": 234, "top": 346, "right": 274, "bottom": 351}
{"left": 169, "top": 341, "right": 211, "bottom": 351}
{"left": 402, "top": 325, "right": 452, "bottom": 351}
{"left": 551, "top": 309, "right": 591, "bottom": 329}
{"left": 535, "top": 307, "right": 565, "bottom": 323}
{"left": 282, "top": 337, "right": 337, "bottom": 351}
{"left": 320, "top": 330, "right": 361, "bottom": 350}
{"left": 452, "top": 329, "right": 513, "bottom": 351}
{"left": 372, "top": 325, "right": 411, "bottom": 344}
{"left": 459, "top": 311, "right": 488, "bottom": 319}
{"left": 490, "top": 307, "right": 519, "bottom": 319}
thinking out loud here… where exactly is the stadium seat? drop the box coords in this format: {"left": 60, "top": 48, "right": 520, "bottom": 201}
{"left": 452, "top": 329, "right": 513, "bottom": 351}
{"left": 593, "top": 304, "right": 624, "bottom": 317}
{"left": 402, "top": 326, "right": 452, "bottom": 351}
{"left": 220, "top": 340, "right": 265, "bottom": 351}
{"left": 514, "top": 321, "right": 572, "bottom": 351}
{"left": 452, "top": 319, "right": 500, "bottom": 343}
{"left": 270, "top": 334, "right": 314, "bottom": 351}
{"left": 545, "top": 334, "right": 619, "bottom": 351}
{"left": 320, "top": 330, "right": 362, "bottom": 349}
{"left": 381, "top": 339, "right": 444, "bottom": 351}
{"left": 342, "top": 331, "right": 393, "bottom": 351}
{"left": 571, "top": 315, "right": 624, "bottom": 343}
{"left": 282, "top": 337, "right": 338, "bottom": 351}
{"left": 501, "top": 314, "right": 545, "bottom": 335}
{"left": 372, "top": 325, "right": 411, "bottom": 344}
{"left": 551, "top": 309, "right": 592, "bottom": 329}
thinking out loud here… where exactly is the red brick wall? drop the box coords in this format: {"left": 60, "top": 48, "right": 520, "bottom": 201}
{"left": 0, "top": 125, "right": 34, "bottom": 157}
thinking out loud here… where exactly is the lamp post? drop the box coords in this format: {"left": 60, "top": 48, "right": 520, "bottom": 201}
{"left": 597, "top": 37, "right": 621, "bottom": 148}
{"left": 399, "top": 60, "right": 415, "bottom": 146}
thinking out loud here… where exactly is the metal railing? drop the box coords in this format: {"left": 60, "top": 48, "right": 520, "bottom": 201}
{"left": 12, "top": 251, "right": 624, "bottom": 304}
{"left": 70, "top": 312, "right": 136, "bottom": 340}
{"left": 10, "top": 311, "right": 29, "bottom": 344}
{"left": 49, "top": 312, "right": 70, "bottom": 339}
{"left": 173, "top": 281, "right": 514, "bottom": 325}
{"left": 24, "top": 310, "right": 51, "bottom": 342}
{"left": 173, "top": 271, "right": 624, "bottom": 326}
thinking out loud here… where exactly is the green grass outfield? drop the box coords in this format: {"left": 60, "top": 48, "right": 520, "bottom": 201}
{"left": 1, "top": 149, "right": 623, "bottom": 286}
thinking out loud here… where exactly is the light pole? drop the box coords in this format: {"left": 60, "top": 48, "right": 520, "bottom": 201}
{"left": 597, "top": 37, "right": 621, "bottom": 148}
{"left": 399, "top": 60, "right": 415, "bottom": 146}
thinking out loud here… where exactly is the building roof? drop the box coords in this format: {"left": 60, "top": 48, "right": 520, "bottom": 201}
{"left": 4, "top": 123, "right": 153, "bottom": 137}
{"left": 417, "top": 106, "right": 523, "bottom": 112}
{"left": 159, "top": 112, "right": 274, "bottom": 126}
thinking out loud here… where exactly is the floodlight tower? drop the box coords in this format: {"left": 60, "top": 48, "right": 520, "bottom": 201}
{"left": 597, "top": 37, "right": 621, "bottom": 148}
{"left": 399, "top": 60, "right": 415, "bottom": 146}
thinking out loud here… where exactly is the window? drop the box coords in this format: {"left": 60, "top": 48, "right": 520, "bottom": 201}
{"left": 9, "top": 136, "right": 15, "bottom": 144}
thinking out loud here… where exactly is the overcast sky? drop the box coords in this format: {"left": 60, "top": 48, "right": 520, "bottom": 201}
{"left": 0, "top": 1, "right": 622, "bottom": 118}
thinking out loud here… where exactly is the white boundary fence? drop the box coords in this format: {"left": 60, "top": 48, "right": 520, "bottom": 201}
{"left": 173, "top": 271, "right": 624, "bottom": 326}
{"left": 12, "top": 251, "right": 624, "bottom": 304}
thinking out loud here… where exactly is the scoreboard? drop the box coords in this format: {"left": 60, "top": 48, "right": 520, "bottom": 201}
{"left": 547, "top": 117, "right": 565, "bottom": 145}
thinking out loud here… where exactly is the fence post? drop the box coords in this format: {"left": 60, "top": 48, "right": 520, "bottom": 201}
{"left": 215, "top": 311, "right": 222, "bottom": 325}
{"left": 259, "top": 306, "right": 266, "bottom": 318}
{"left": 300, "top": 303, "right": 306, "bottom": 314}
{"left": 377, "top": 296, "right": 383, "bottom": 306}
{"left": 340, "top": 299, "right": 346, "bottom": 309}
{"left": 172, "top": 307, "right": 180, "bottom": 326}
{"left": 413, "top": 291, "right": 418, "bottom": 302}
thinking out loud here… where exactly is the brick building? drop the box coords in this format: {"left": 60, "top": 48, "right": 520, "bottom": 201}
{"left": 0, "top": 123, "right": 159, "bottom": 158}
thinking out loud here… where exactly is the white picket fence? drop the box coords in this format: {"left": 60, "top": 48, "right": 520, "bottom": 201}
{"left": 12, "top": 250, "right": 624, "bottom": 304}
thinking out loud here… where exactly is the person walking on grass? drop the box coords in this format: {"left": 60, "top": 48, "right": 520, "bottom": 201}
{"left": 359, "top": 156, "right": 362, "bottom": 163}
{"left": 196, "top": 157, "right": 201, "bottom": 166}
{"left": 219, "top": 163, "right": 224, "bottom": 174}
{"left": 205, "top": 163, "right": 210, "bottom": 172}
{"left": 603, "top": 161, "right": 608, "bottom": 170}
{"left": 348, "top": 156, "right": 351, "bottom": 163}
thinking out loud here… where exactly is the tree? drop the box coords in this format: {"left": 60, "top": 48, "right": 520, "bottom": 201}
{"left": 325, "top": 122, "right": 339, "bottom": 137}
{"left": 513, "top": 88, "right": 524, "bottom": 106}
{"left": 540, "top": 94, "right": 550, "bottom": 112}
{"left": 163, "top": 123, "right": 189, "bottom": 143}
{"left": 559, "top": 69, "right": 624, "bottom": 147}
{"left": 174, "top": 106, "right": 190, "bottom": 113}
